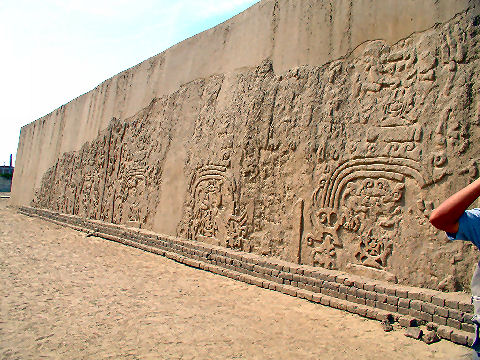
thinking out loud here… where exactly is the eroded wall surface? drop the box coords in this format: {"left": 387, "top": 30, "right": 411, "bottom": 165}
{"left": 11, "top": 0, "right": 473, "bottom": 206}
{"left": 28, "top": 7, "right": 480, "bottom": 291}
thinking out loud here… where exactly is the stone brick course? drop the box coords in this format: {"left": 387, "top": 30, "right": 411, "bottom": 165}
{"left": 19, "top": 206, "right": 475, "bottom": 348}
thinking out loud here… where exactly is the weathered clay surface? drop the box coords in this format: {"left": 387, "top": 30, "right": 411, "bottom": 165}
{"left": 30, "top": 8, "right": 480, "bottom": 291}
{"left": 11, "top": 0, "right": 474, "bottom": 207}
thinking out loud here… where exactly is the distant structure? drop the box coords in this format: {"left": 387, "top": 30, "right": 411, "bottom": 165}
{"left": 0, "top": 154, "right": 14, "bottom": 192}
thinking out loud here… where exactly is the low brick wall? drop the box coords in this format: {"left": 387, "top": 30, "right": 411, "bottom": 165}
{"left": 19, "top": 206, "right": 476, "bottom": 347}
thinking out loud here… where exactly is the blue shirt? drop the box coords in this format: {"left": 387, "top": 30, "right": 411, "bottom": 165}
{"left": 447, "top": 208, "right": 480, "bottom": 250}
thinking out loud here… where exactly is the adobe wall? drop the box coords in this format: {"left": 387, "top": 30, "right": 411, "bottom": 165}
{"left": 12, "top": 0, "right": 473, "bottom": 206}
{"left": 12, "top": 0, "right": 480, "bottom": 291}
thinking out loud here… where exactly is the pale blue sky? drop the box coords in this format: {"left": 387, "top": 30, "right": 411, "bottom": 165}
{"left": 0, "top": 0, "right": 259, "bottom": 166}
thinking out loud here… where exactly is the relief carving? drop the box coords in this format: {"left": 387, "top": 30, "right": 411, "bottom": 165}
{"left": 346, "top": 178, "right": 403, "bottom": 269}
{"left": 182, "top": 165, "right": 249, "bottom": 250}
{"left": 31, "top": 9, "right": 480, "bottom": 290}
{"left": 32, "top": 113, "right": 170, "bottom": 229}
{"left": 309, "top": 169, "right": 407, "bottom": 270}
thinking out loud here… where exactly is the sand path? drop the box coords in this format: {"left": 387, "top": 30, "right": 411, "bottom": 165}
{"left": 0, "top": 198, "right": 472, "bottom": 359}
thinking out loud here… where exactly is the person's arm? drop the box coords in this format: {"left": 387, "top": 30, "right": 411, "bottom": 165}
{"left": 429, "top": 178, "right": 480, "bottom": 233}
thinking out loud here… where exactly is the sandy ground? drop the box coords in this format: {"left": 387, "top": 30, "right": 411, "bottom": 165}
{"left": 0, "top": 198, "right": 473, "bottom": 360}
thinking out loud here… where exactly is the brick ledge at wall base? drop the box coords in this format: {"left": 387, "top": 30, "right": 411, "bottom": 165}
{"left": 18, "top": 205, "right": 476, "bottom": 347}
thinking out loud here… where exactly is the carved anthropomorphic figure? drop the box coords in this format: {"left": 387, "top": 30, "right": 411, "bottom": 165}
{"left": 430, "top": 178, "right": 480, "bottom": 357}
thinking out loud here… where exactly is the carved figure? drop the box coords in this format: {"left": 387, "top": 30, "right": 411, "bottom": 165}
{"left": 183, "top": 165, "right": 249, "bottom": 250}
{"left": 310, "top": 160, "right": 411, "bottom": 270}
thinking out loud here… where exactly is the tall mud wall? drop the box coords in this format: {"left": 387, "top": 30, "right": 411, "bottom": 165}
{"left": 12, "top": 0, "right": 473, "bottom": 206}
{"left": 13, "top": 1, "right": 480, "bottom": 291}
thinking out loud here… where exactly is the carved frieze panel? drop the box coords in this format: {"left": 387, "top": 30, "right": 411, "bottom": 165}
{"left": 307, "top": 162, "right": 409, "bottom": 270}
{"left": 31, "top": 9, "right": 480, "bottom": 290}
{"left": 32, "top": 106, "right": 173, "bottom": 230}
{"left": 300, "top": 11, "right": 480, "bottom": 289}
{"left": 179, "top": 165, "right": 248, "bottom": 250}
